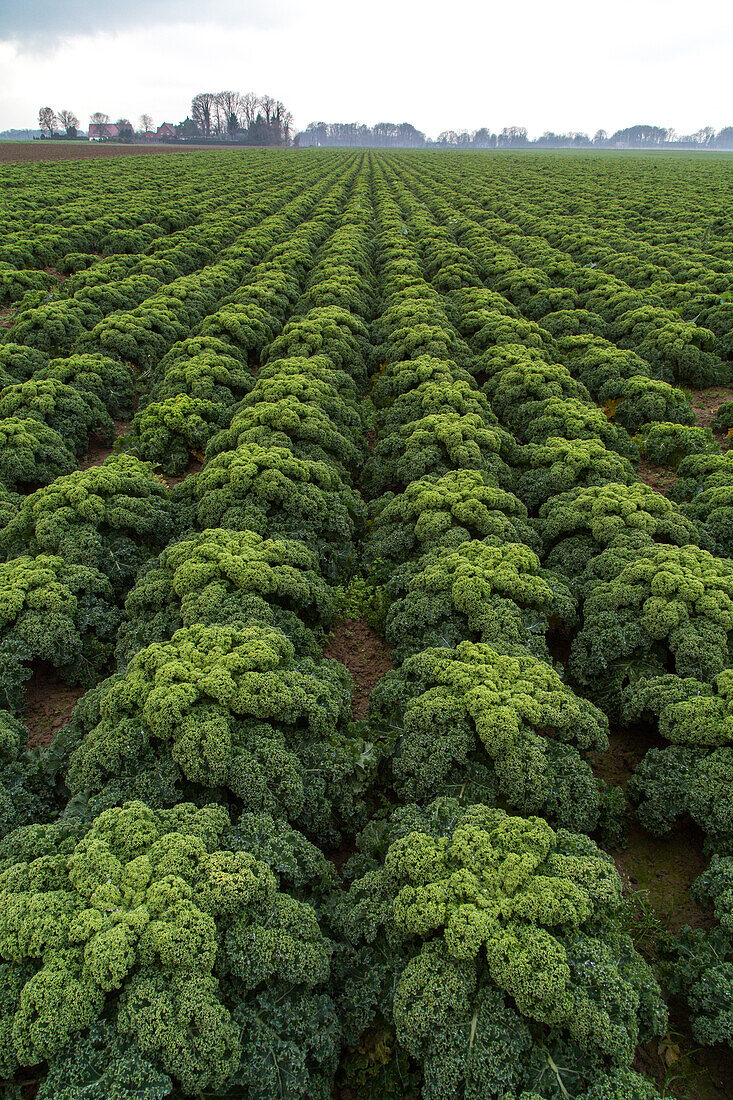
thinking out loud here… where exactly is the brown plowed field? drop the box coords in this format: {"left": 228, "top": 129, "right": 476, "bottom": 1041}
{"left": 0, "top": 141, "right": 209, "bottom": 163}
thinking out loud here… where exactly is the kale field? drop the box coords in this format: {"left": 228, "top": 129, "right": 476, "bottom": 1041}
{"left": 1, "top": 147, "right": 733, "bottom": 1100}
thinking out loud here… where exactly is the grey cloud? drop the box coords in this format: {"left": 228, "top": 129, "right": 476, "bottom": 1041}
{"left": 0, "top": 0, "right": 287, "bottom": 47}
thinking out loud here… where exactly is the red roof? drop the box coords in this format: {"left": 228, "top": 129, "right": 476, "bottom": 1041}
{"left": 88, "top": 123, "right": 119, "bottom": 139}
{"left": 156, "top": 123, "right": 175, "bottom": 137}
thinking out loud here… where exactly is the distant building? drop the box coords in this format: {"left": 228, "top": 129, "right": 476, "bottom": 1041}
{"left": 88, "top": 123, "right": 119, "bottom": 141}
{"left": 156, "top": 123, "right": 176, "bottom": 139}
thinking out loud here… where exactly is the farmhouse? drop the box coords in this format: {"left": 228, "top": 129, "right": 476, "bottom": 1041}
{"left": 88, "top": 122, "right": 120, "bottom": 140}
{"left": 156, "top": 123, "right": 176, "bottom": 138}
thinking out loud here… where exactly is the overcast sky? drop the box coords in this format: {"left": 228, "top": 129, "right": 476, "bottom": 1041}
{"left": 1, "top": 0, "right": 731, "bottom": 137}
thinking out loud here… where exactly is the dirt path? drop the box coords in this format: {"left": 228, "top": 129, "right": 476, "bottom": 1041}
{"left": 23, "top": 665, "right": 86, "bottom": 748}
{"left": 79, "top": 420, "right": 133, "bottom": 469}
{"left": 638, "top": 457, "right": 677, "bottom": 493}
{"left": 323, "top": 618, "right": 392, "bottom": 720}
{"left": 689, "top": 385, "right": 733, "bottom": 443}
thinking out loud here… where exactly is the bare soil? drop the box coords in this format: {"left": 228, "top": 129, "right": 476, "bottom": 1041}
{"left": 689, "top": 385, "right": 733, "bottom": 445}
{"left": 42, "top": 266, "right": 69, "bottom": 282}
{"left": 79, "top": 420, "right": 133, "bottom": 469}
{"left": 322, "top": 619, "right": 393, "bottom": 881}
{"left": 0, "top": 141, "right": 210, "bottom": 164}
{"left": 323, "top": 618, "right": 392, "bottom": 720}
{"left": 163, "top": 457, "right": 203, "bottom": 489}
{"left": 23, "top": 664, "right": 85, "bottom": 749}
{"left": 638, "top": 457, "right": 677, "bottom": 494}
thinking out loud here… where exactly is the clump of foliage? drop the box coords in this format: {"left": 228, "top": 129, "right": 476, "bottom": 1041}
{"left": 335, "top": 799, "right": 667, "bottom": 1100}
{"left": 0, "top": 455, "right": 180, "bottom": 597}
{"left": 374, "top": 378, "right": 497, "bottom": 436}
{"left": 613, "top": 310, "right": 721, "bottom": 387}
{"left": 0, "top": 799, "right": 340, "bottom": 1098}
{"left": 237, "top": 373, "right": 364, "bottom": 445}
{"left": 384, "top": 539, "right": 575, "bottom": 665}
{"left": 362, "top": 412, "right": 515, "bottom": 499}
{"left": 180, "top": 443, "right": 364, "bottom": 583}
{"left": 670, "top": 450, "right": 733, "bottom": 501}
{"left": 264, "top": 306, "right": 370, "bottom": 384}
{"left": 364, "top": 469, "right": 539, "bottom": 584}
{"left": 515, "top": 396, "right": 638, "bottom": 458}
{"left": 636, "top": 421, "right": 719, "bottom": 468}
{"left": 0, "top": 379, "right": 114, "bottom": 456}
{"left": 541, "top": 307, "right": 607, "bottom": 338}
{"left": 0, "top": 416, "right": 76, "bottom": 491}
{"left": 610, "top": 377, "right": 694, "bottom": 435}
{"left": 370, "top": 356, "right": 475, "bottom": 410}
{"left": 370, "top": 640, "right": 612, "bottom": 833}
{"left": 711, "top": 400, "right": 733, "bottom": 434}
{"left": 257, "top": 353, "right": 360, "bottom": 403}
{"left": 660, "top": 856, "right": 733, "bottom": 1050}
{"left": 61, "top": 622, "right": 376, "bottom": 844}
{"left": 538, "top": 481, "right": 707, "bottom": 579}
{"left": 0, "top": 554, "right": 120, "bottom": 710}
{"left": 670, "top": 451, "right": 733, "bottom": 558}
{"left": 514, "top": 437, "right": 638, "bottom": 513}
{"left": 570, "top": 533, "right": 733, "bottom": 709}
{"left": 558, "top": 335, "right": 651, "bottom": 403}
{"left": 148, "top": 349, "right": 254, "bottom": 408}
{"left": 5, "top": 297, "right": 101, "bottom": 355}
{"left": 0, "top": 709, "right": 60, "bottom": 838}
{"left": 124, "top": 395, "right": 231, "bottom": 475}
{"left": 624, "top": 671, "right": 733, "bottom": 847}
{"left": 37, "top": 353, "right": 136, "bottom": 419}
{"left": 0, "top": 342, "right": 49, "bottom": 382}
{"left": 372, "top": 320, "right": 470, "bottom": 375}
{"left": 116, "top": 527, "right": 336, "bottom": 662}
{"left": 207, "top": 397, "right": 365, "bottom": 477}
{"left": 481, "top": 355, "right": 592, "bottom": 425}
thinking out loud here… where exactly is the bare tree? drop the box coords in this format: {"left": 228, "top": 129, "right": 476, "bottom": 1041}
{"left": 281, "top": 109, "right": 294, "bottom": 144}
{"left": 259, "top": 95, "right": 276, "bottom": 124}
{"left": 38, "top": 107, "right": 57, "bottom": 137}
{"left": 270, "top": 100, "right": 291, "bottom": 143}
{"left": 305, "top": 121, "right": 327, "bottom": 146}
{"left": 498, "top": 126, "right": 528, "bottom": 146}
{"left": 90, "top": 112, "right": 110, "bottom": 126}
{"left": 695, "top": 125, "right": 716, "bottom": 145}
{"left": 57, "top": 109, "right": 78, "bottom": 136}
{"left": 374, "top": 121, "right": 399, "bottom": 146}
{"left": 240, "top": 93, "right": 260, "bottom": 127}
{"left": 473, "top": 127, "right": 495, "bottom": 148}
{"left": 216, "top": 91, "right": 244, "bottom": 137}
{"left": 139, "top": 114, "right": 153, "bottom": 133}
{"left": 191, "top": 93, "right": 216, "bottom": 137}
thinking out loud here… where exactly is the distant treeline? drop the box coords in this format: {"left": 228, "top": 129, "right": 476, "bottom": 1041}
{"left": 296, "top": 122, "right": 733, "bottom": 149}
{"left": 22, "top": 109, "right": 733, "bottom": 151}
